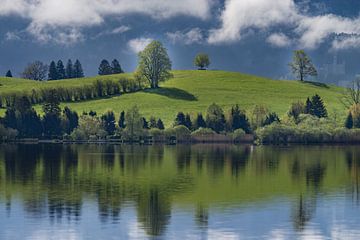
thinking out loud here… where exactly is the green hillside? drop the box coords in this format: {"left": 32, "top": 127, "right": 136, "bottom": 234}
{"left": 0, "top": 70, "right": 345, "bottom": 126}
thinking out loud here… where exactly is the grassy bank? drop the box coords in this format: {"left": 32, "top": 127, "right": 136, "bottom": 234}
{"left": 0, "top": 70, "right": 345, "bottom": 126}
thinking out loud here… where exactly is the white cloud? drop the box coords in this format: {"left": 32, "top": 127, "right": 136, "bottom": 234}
{"left": 5, "top": 31, "right": 22, "bottom": 41}
{"left": 127, "top": 37, "right": 153, "bottom": 53}
{"left": 111, "top": 26, "right": 131, "bottom": 35}
{"left": 331, "top": 34, "right": 360, "bottom": 50}
{"left": 167, "top": 28, "right": 203, "bottom": 45}
{"left": 0, "top": 0, "right": 212, "bottom": 44}
{"left": 208, "top": 0, "right": 360, "bottom": 50}
{"left": 267, "top": 33, "right": 292, "bottom": 47}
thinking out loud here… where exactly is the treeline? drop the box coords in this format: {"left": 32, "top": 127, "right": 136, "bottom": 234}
{"left": 48, "top": 59, "right": 84, "bottom": 80}
{"left": 0, "top": 76, "right": 143, "bottom": 108}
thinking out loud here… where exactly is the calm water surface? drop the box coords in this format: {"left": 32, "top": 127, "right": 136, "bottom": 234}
{"left": 0, "top": 144, "right": 360, "bottom": 240}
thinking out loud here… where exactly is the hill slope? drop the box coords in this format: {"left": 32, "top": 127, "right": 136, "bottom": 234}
{"left": 0, "top": 70, "right": 345, "bottom": 126}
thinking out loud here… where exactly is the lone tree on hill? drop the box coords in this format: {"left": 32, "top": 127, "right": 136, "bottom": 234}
{"left": 289, "top": 50, "right": 317, "bottom": 81}
{"left": 136, "top": 40, "right": 172, "bottom": 88}
{"left": 194, "top": 53, "right": 210, "bottom": 70}
{"left": 98, "top": 59, "right": 113, "bottom": 75}
{"left": 111, "top": 59, "right": 124, "bottom": 74}
{"left": 21, "top": 61, "right": 48, "bottom": 81}
{"left": 5, "top": 70, "right": 12, "bottom": 77}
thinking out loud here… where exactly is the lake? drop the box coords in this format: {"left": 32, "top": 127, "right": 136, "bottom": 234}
{"left": 0, "top": 144, "right": 360, "bottom": 240}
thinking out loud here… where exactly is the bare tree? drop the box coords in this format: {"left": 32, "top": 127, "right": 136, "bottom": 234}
{"left": 21, "top": 61, "right": 48, "bottom": 81}
{"left": 341, "top": 77, "right": 360, "bottom": 108}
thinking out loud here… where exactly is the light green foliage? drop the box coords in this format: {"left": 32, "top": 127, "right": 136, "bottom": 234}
{"left": 70, "top": 115, "right": 107, "bottom": 140}
{"left": 124, "top": 105, "right": 144, "bottom": 141}
{"left": 191, "top": 127, "right": 217, "bottom": 137}
{"left": 194, "top": 53, "right": 210, "bottom": 70}
{"left": 250, "top": 105, "right": 269, "bottom": 130}
{"left": 148, "top": 128, "right": 165, "bottom": 142}
{"left": 165, "top": 125, "right": 191, "bottom": 142}
{"left": 232, "top": 129, "right": 246, "bottom": 142}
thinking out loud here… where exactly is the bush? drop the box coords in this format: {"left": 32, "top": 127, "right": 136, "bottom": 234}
{"left": 0, "top": 125, "right": 18, "bottom": 141}
{"left": 148, "top": 128, "right": 165, "bottom": 142}
{"left": 70, "top": 115, "right": 107, "bottom": 140}
{"left": 165, "top": 125, "right": 191, "bottom": 142}
{"left": 191, "top": 127, "right": 217, "bottom": 137}
{"left": 232, "top": 129, "right": 246, "bottom": 142}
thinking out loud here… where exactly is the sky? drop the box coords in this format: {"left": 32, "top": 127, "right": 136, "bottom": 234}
{"left": 1, "top": 0, "right": 360, "bottom": 80}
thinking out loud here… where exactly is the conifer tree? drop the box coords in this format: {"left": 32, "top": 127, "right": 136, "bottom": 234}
{"left": 98, "top": 59, "right": 112, "bottom": 75}
{"left": 149, "top": 116, "right": 157, "bottom": 128}
{"left": 206, "top": 103, "right": 226, "bottom": 133}
{"left": 48, "top": 61, "right": 58, "bottom": 80}
{"left": 305, "top": 97, "right": 312, "bottom": 114}
{"left": 157, "top": 119, "right": 165, "bottom": 130}
{"left": 111, "top": 59, "right": 124, "bottom": 74}
{"left": 142, "top": 117, "right": 149, "bottom": 129}
{"left": 310, "top": 94, "right": 327, "bottom": 118}
{"left": 263, "top": 112, "right": 280, "bottom": 126}
{"left": 56, "top": 60, "right": 66, "bottom": 79}
{"left": 185, "top": 114, "right": 192, "bottom": 130}
{"left": 174, "top": 112, "right": 186, "bottom": 126}
{"left": 5, "top": 70, "right": 12, "bottom": 77}
{"left": 65, "top": 59, "right": 74, "bottom": 79}
{"left": 228, "top": 105, "right": 251, "bottom": 133}
{"left": 194, "top": 113, "right": 206, "bottom": 130}
{"left": 63, "top": 106, "right": 79, "bottom": 134}
{"left": 119, "top": 111, "right": 126, "bottom": 129}
{"left": 345, "top": 112, "right": 353, "bottom": 129}
{"left": 42, "top": 90, "right": 62, "bottom": 137}
{"left": 73, "top": 59, "right": 84, "bottom": 78}
{"left": 101, "top": 110, "right": 116, "bottom": 135}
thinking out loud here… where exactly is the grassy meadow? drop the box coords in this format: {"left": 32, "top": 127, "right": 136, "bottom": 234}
{"left": 0, "top": 70, "right": 346, "bottom": 126}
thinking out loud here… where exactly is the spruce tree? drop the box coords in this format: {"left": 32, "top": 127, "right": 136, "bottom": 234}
{"left": 305, "top": 97, "right": 312, "bottom": 114}
{"left": 111, "top": 59, "right": 124, "bottom": 74}
{"left": 229, "top": 105, "right": 251, "bottom": 133}
{"left": 65, "top": 59, "right": 74, "bottom": 79}
{"left": 42, "top": 90, "right": 62, "bottom": 137}
{"left": 101, "top": 110, "right": 116, "bottom": 135}
{"left": 194, "top": 113, "right": 206, "bottom": 130}
{"left": 263, "top": 112, "right": 280, "bottom": 126}
{"left": 142, "top": 117, "right": 149, "bottom": 129}
{"left": 157, "top": 119, "right": 165, "bottom": 130}
{"left": 73, "top": 59, "right": 84, "bottom": 78}
{"left": 63, "top": 106, "right": 79, "bottom": 134}
{"left": 56, "top": 60, "right": 66, "bottom": 79}
{"left": 206, "top": 103, "right": 226, "bottom": 133}
{"left": 345, "top": 112, "right": 353, "bottom": 129}
{"left": 310, "top": 94, "right": 327, "bottom": 118}
{"left": 48, "top": 61, "right": 58, "bottom": 80}
{"left": 5, "top": 70, "right": 12, "bottom": 77}
{"left": 185, "top": 114, "right": 192, "bottom": 130}
{"left": 149, "top": 116, "right": 157, "bottom": 128}
{"left": 174, "top": 112, "right": 186, "bottom": 126}
{"left": 119, "top": 111, "right": 126, "bottom": 129}
{"left": 98, "top": 59, "right": 112, "bottom": 75}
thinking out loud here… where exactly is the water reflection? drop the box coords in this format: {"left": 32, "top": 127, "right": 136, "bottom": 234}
{"left": 0, "top": 144, "right": 360, "bottom": 239}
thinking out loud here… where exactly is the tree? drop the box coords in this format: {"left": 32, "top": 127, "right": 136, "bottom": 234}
{"left": 56, "top": 60, "right": 66, "bottom": 79}
{"left": 194, "top": 113, "right": 206, "bottom": 130}
{"left": 119, "top": 111, "right": 126, "bottom": 129}
{"left": 21, "top": 61, "right": 48, "bottom": 81}
{"left": 136, "top": 40, "right": 172, "bottom": 88}
{"left": 309, "top": 94, "right": 327, "bottom": 118}
{"left": 5, "top": 70, "right": 12, "bottom": 77}
{"left": 42, "top": 89, "right": 62, "bottom": 137}
{"left": 157, "top": 119, "right": 165, "bottom": 130}
{"left": 341, "top": 77, "right": 360, "bottom": 108}
{"left": 124, "top": 105, "right": 143, "bottom": 140}
{"left": 98, "top": 59, "right": 112, "bottom": 75}
{"left": 194, "top": 53, "right": 210, "bottom": 70}
{"left": 289, "top": 50, "right": 317, "bottom": 81}
{"left": 101, "top": 110, "right": 116, "bottom": 135}
{"left": 149, "top": 116, "right": 157, "bottom": 128}
{"left": 48, "top": 61, "right": 58, "bottom": 80}
{"left": 111, "top": 59, "right": 124, "bottom": 74}
{"left": 305, "top": 98, "right": 312, "bottom": 114}
{"left": 63, "top": 106, "right": 79, "bottom": 134}
{"left": 263, "top": 112, "right": 280, "bottom": 126}
{"left": 66, "top": 59, "right": 74, "bottom": 79}
{"left": 206, "top": 103, "right": 226, "bottom": 133}
{"left": 288, "top": 101, "right": 305, "bottom": 120}
{"left": 73, "top": 59, "right": 84, "bottom": 78}
{"left": 345, "top": 112, "right": 353, "bottom": 129}
{"left": 185, "top": 114, "right": 192, "bottom": 130}
{"left": 174, "top": 112, "right": 186, "bottom": 126}
{"left": 228, "top": 105, "right": 251, "bottom": 133}
{"left": 142, "top": 117, "right": 149, "bottom": 129}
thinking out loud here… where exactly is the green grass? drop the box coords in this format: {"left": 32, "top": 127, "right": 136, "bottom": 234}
{"left": 0, "top": 70, "right": 345, "bottom": 126}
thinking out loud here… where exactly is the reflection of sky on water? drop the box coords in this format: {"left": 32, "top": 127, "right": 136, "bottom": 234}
{"left": 1, "top": 195, "right": 360, "bottom": 240}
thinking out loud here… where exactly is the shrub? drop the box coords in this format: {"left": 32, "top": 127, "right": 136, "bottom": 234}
{"left": 70, "top": 115, "right": 107, "bottom": 140}
{"left": 148, "top": 128, "right": 165, "bottom": 142}
{"left": 165, "top": 125, "right": 191, "bottom": 142}
{"left": 232, "top": 129, "right": 246, "bottom": 142}
{"left": 191, "top": 128, "right": 217, "bottom": 137}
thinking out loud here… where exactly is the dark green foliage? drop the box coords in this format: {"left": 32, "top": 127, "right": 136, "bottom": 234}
{"left": 73, "top": 59, "right": 85, "bottom": 78}
{"left": 206, "top": 103, "right": 226, "bottom": 133}
{"left": 42, "top": 90, "right": 62, "bottom": 137}
{"left": 89, "top": 110, "right": 97, "bottom": 117}
{"left": 98, "top": 59, "right": 112, "bottom": 75}
{"left": 48, "top": 61, "right": 58, "bottom": 80}
{"left": 194, "top": 113, "right": 206, "bottom": 130}
{"left": 305, "top": 98, "right": 312, "bottom": 114}
{"left": 111, "top": 59, "right": 124, "bottom": 74}
{"left": 5, "top": 70, "right": 12, "bottom": 77}
{"left": 174, "top": 112, "right": 186, "bottom": 126}
{"left": 66, "top": 59, "right": 74, "bottom": 79}
{"left": 228, "top": 104, "right": 251, "bottom": 133}
{"left": 185, "top": 114, "right": 192, "bottom": 130}
{"left": 149, "top": 116, "right": 157, "bottom": 128}
{"left": 3, "top": 108, "right": 17, "bottom": 129}
{"left": 142, "top": 117, "right": 149, "bottom": 129}
{"left": 56, "top": 60, "right": 66, "bottom": 79}
{"left": 63, "top": 107, "right": 79, "bottom": 134}
{"left": 157, "top": 119, "right": 165, "bottom": 130}
{"left": 101, "top": 111, "right": 116, "bottom": 135}
{"left": 119, "top": 111, "right": 126, "bottom": 129}
{"left": 345, "top": 112, "right": 353, "bottom": 129}
{"left": 263, "top": 112, "right": 280, "bottom": 126}
{"left": 308, "top": 94, "right": 327, "bottom": 118}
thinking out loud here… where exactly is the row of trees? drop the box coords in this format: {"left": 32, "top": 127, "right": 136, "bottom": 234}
{"left": 48, "top": 59, "right": 84, "bottom": 80}
{"left": 98, "top": 59, "right": 124, "bottom": 75}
